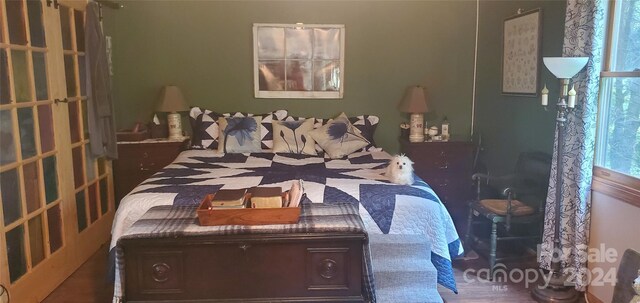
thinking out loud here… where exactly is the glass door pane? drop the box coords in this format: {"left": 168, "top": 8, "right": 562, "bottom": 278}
{"left": 23, "top": 161, "right": 41, "bottom": 214}
{"left": 11, "top": 50, "right": 31, "bottom": 102}
{"left": 17, "top": 107, "right": 37, "bottom": 159}
{"left": 75, "top": 191, "right": 86, "bottom": 232}
{"left": 1, "top": 169, "right": 22, "bottom": 226}
{"left": 46, "top": 205, "right": 63, "bottom": 253}
{"left": 5, "top": 0, "right": 28, "bottom": 45}
{"left": 6, "top": 225, "right": 26, "bottom": 282}
{"left": 32, "top": 52, "right": 48, "bottom": 100}
{"left": 26, "top": 0, "right": 45, "bottom": 47}
{"left": 37, "top": 104, "right": 55, "bottom": 153}
{"left": 1, "top": 49, "right": 10, "bottom": 104}
{"left": 42, "top": 155, "right": 59, "bottom": 204}
{"left": 28, "top": 215, "right": 45, "bottom": 266}
{"left": 0, "top": 110, "right": 17, "bottom": 165}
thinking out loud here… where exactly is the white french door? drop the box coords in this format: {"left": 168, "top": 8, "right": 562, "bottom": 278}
{"left": 0, "top": 0, "right": 115, "bottom": 301}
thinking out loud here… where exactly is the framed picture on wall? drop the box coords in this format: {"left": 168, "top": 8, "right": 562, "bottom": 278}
{"left": 253, "top": 23, "right": 345, "bottom": 99}
{"left": 502, "top": 8, "right": 542, "bottom": 96}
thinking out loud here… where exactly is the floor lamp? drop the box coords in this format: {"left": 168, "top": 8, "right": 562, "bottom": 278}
{"left": 531, "top": 57, "right": 588, "bottom": 303}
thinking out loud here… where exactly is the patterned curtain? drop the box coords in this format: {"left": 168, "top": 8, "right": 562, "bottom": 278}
{"left": 538, "top": 0, "right": 608, "bottom": 291}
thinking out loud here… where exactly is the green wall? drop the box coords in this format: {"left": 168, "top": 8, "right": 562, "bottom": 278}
{"left": 103, "top": 0, "right": 477, "bottom": 153}
{"left": 474, "top": 0, "right": 566, "bottom": 175}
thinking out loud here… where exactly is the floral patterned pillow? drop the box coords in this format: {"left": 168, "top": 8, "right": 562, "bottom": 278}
{"left": 308, "top": 113, "right": 370, "bottom": 159}
{"left": 189, "top": 107, "right": 287, "bottom": 150}
{"left": 223, "top": 110, "right": 288, "bottom": 150}
{"left": 272, "top": 118, "right": 317, "bottom": 155}
{"left": 217, "top": 116, "right": 263, "bottom": 153}
{"left": 307, "top": 115, "right": 380, "bottom": 152}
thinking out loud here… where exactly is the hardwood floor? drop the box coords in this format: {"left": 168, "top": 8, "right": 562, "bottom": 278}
{"left": 42, "top": 243, "right": 113, "bottom": 303}
{"left": 441, "top": 257, "right": 541, "bottom": 303}
{"left": 42, "top": 242, "right": 586, "bottom": 302}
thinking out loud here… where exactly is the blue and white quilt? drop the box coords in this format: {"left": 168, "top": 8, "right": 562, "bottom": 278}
{"left": 110, "top": 149, "right": 463, "bottom": 293}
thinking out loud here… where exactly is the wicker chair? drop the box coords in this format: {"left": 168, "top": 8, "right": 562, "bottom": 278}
{"left": 464, "top": 151, "right": 552, "bottom": 277}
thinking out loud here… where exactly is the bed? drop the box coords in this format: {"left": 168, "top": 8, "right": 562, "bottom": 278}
{"left": 110, "top": 148, "right": 463, "bottom": 302}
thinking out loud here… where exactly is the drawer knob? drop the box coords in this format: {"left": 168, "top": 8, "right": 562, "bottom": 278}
{"left": 319, "top": 259, "right": 337, "bottom": 279}
{"left": 151, "top": 262, "right": 171, "bottom": 283}
{"left": 239, "top": 243, "right": 251, "bottom": 251}
{"left": 140, "top": 163, "right": 154, "bottom": 171}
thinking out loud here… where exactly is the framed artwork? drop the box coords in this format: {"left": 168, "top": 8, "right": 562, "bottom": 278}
{"left": 502, "top": 9, "right": 542, "bottom": 96}
{"left": 253, "top": 23, "right": 345, "bottom": 99}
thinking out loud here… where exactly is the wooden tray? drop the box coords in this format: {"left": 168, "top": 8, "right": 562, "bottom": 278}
{"left": 116, "top": 129, "right": 149, "bottom": 141}
{"left": 197, "top": 193, "right": 300, "bottom": 226}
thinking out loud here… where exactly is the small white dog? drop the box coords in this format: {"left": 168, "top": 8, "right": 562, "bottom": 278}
{"left": 386, "top": 154, "right": 415, "bottom": 185}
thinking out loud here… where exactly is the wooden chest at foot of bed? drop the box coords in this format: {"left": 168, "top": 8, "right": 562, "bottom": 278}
{"left": 120, "top": 233, "right": 366, "bottom": 302}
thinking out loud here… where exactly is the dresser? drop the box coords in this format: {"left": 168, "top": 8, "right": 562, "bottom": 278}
{"left": 114, "top": 138, "right": 190, "bottom": 205}
{"left": 400, "top": 139, "right": 475, "bottom": 233}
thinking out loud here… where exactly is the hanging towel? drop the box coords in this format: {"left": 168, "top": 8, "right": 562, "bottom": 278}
{"left": 85, "top": 2, "right": 118, "bottom": 159}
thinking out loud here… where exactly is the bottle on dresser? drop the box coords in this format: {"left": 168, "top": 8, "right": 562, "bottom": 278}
{"left": 441, "top": 116, "right": 450, "bottom": 141}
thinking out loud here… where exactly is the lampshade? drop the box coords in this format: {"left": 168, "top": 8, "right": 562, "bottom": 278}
{"left": 543, "top": 57, "right": 589, "bottom": 79}
{"left": 156, "top": 85, "right": 189, "bottom": 112}
{"left": 398, "top": 85, "right": 428, "bottom": 113}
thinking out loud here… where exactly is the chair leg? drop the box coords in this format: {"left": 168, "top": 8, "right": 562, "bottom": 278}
{"left": 464, "top": 208, "right": 474, "bottom": 255}
{"left": 489, "top": 221, "right": 497, "bottom": 280}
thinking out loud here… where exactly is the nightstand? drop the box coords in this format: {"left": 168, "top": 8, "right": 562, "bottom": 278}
{"left": 400, "top": 139, "right": 475, "bottom": 233}
{"left": 113, "top": 137, "right": 190, "bottom": 206}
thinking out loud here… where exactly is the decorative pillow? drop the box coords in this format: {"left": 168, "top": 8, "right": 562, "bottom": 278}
{"left": 310, "top": 115, "right": 380, "bottom": 152}
{"left": 282, "top": 115, "right": 325, "bottom": 153}
{"left": 217, "top": 116, "right": 263, "bottom": 153}
{"left": 189, "top": 106, "right": 207, "bottom": 125}
{"left": 349, "top": 115, "right": 380, "bottom": 151}
{"left": 282, "top": 114, "right": 379, "bottom": 153}
{"left": 223, "top": 110, "right": 288, "bottom": 150}
{"left": 188, "top": 107, "right": 287, "bottom": 150}
{"left": 272, "top": 119, "right": 317, "bottom": 155}
{"left": 189, "top": 107, "right": 222, "bottom": 150}
{"left": 308, "top": 113, "right": 370, "bottom": 159}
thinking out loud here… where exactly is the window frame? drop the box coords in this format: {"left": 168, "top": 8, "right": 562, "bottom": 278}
{"left": 252, "top": 23, "right": 345, "bottom": 99}
{"left": 592, "top": 0, "right": 640, "bottom": 205}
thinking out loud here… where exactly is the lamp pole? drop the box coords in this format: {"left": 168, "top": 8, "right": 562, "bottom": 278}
{"left": 531, "top": 78, "right": 579, "bottom": 303}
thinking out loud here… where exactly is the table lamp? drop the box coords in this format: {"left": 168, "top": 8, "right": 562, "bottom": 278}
{"left": 398, "top": 85, "right": 429, "bottom": 142}
{"left": 157, "top": 85, "right": 189, "bottom": 140}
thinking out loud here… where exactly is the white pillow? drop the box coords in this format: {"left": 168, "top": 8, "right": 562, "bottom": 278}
{"left": 272, "top": 119, "right": 317, "bottom": 155}
{"left": 217, "top": 116, "right": 263, "bottom": 153}
{"left": 308, "top": 113, "right": 369, "bottom": 159}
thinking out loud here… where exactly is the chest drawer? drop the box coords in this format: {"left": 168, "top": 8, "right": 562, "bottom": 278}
{"left": 122, "top": 233, "right": 365, "bottom": 302}
{"left": 400, "top": 139, "right": 475, "bottom": 234}
{"left": 404, "top": 142, "right": 473, "bottom": 173}
{"left": 421, "top": 173, "right": 472, "bottom": 205}
{"left": 118, "top": 142, "right": 184, "bottom": 168}
{"left": 114, "top": 139, "right": 189, "bottom": 205}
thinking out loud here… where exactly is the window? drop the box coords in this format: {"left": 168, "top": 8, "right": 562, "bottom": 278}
{"left": 594, "top": 0, "right": 640, "bottom": 184}
{"left": 253, "top": 23, "right": 345, "bottom": 99}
